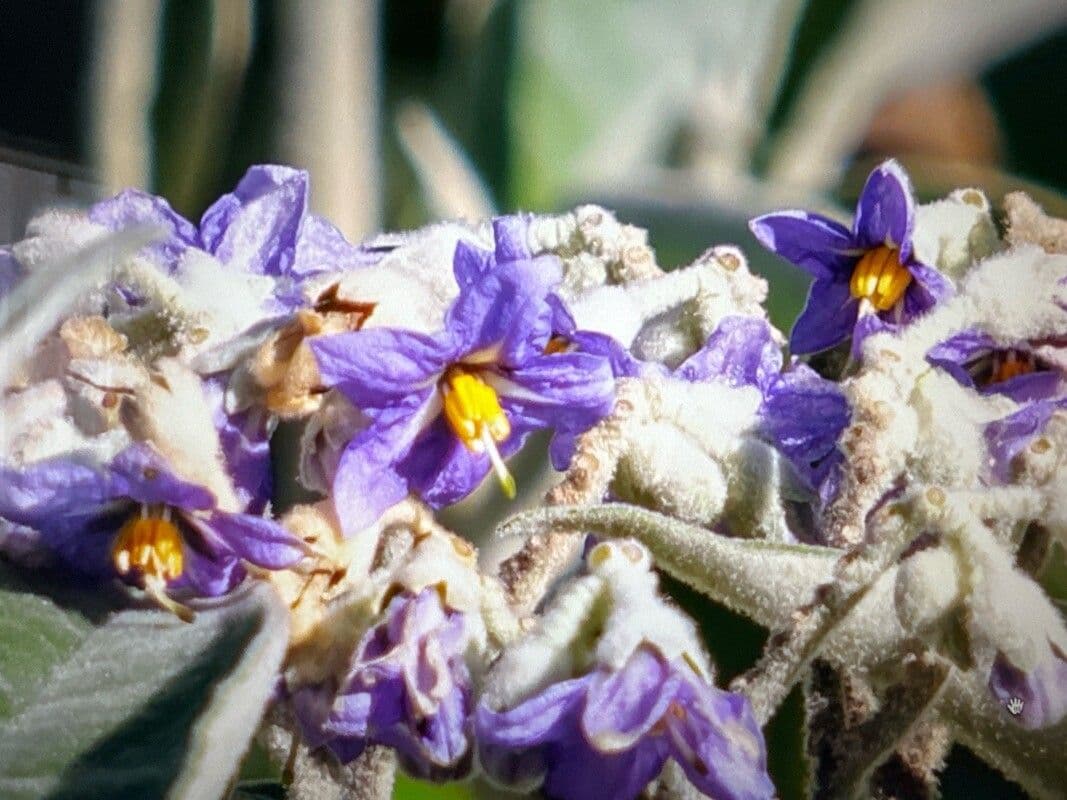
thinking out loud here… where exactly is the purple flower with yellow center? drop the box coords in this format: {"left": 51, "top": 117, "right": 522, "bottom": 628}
{"left": 476, "top": 645, "right": 773, "bottom": 800}
{"left": 290, "top": 587, "right": 474, "bottom": 779}
{"left": 309, "top": 227, "right": 616, "bottom": 535}
{"left": 749, "top": 160, "right": 952, "bottom": 356}
{"left": 926, "top": 329, "right": 1065, "bottom": 403}
{"left": 0, "top": 444, "right": 306, "bottom": 618}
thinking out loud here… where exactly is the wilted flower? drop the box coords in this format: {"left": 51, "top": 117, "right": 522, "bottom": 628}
{"left": 0, "top": 443, "right": 306, "bottom": 617}
{"left": 476, "top": 540, "right": 774, "bottom": 800}
{"left": 309, "top": 221, "right": 615, "bottom": 535}
{"left": 290, "top": 587, "right": 476, "bottom": 779}
{"left": 749, "top": 160, "right": 952, "bottom": 356}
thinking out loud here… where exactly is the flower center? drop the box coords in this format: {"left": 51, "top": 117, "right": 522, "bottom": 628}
{"left": 988, "top": 350, "right": 1036, "bottom": 385}
{"left": 849, "top": 246, "right": 912, "bottom": 311}
{"left": 112, "top": 508, "right": 184, "bottom": 582}
{"left": 441, "top": 369, "right": 516, "bottom": 498}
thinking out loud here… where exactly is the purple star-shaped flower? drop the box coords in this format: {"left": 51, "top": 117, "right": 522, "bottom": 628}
{"left": 291, "top": 588, "right": 474, "bottom": 779}
{"left": 309, "top": 219, "right": 616, "bottom": 535}
{"left": 926, "top": 329, "right": 1064, "bottom": 403}
{"left": 0, "top": 444, "right": 306, "bottom": 614}
{"left": 749, "top": 160, "right": 952, "bottom": 356}
{"left": 476, "top": 645, "right": 774, "bottom": 800}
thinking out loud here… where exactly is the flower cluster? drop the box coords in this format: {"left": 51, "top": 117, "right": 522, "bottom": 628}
{"left": 2, "top": 159, "right": 1065, "bottom": 800}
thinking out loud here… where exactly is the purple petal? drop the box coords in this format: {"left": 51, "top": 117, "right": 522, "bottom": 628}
{"left": 493, "top": 214, "right": 534, "bottom": 263}
{"left": 985, "top": 399, "right": 1067, "bottom": 482}
{"left": 202, "top": 375, "right": 273, "bottom": 514}
{"left": 789, "top": 279, "right": 859, "bottom": 355}
{"left": 174, "top": 545, "right": 244, "bottom": 597}
{"left": 989, "top": 645, "right": 1067, "bottom": 729}
{"left": 108, "top": 445, "right": 217, "bottom": 510}
{"left": 453, "top": 240, "right": 494, "bottom": 290}
{"left": 925, "top": 329, "right": 997, "bottom": 389}
{"left": 291, "top": 213, "right": 370, "bottom": 278}
{"left": 475, "top": 678, "right": 591, "bottom": 788}
{"left": 748, "top": 210, "right": 858, "bottom": 280}
{"left": 760, "top": 365, "right": 849, "bottom": 493}
{"left": 850, "top": 312, "right": 900, "bottom": 360}
{"left": 203, "top": 511, "right": 306, "bottom": 569}
{"left": 569, "top": 331, "right": 651, "bottom": 379}
{"left": 496, "top": 352, "right": 616, "bottom": 469}
{"left": 541, "top": 738, "right": 668, "bottom": 800}
{"left": 310, "top": 329, "right": 452, "bottom": 409}
{"left": 990, "top": 371, "right": 1064, "bottom": 403}
{"left": 665, "top": 672, "right": 774, "bottom": 800}
{"left": 675, "top": 317, "right": 782, "bottom": 390}
{"left": 89, "top": 189, "right": 198, "bottom": 268}
{"left": 581, "top": 648, "right": 675, "bottom": 750}
{"left": 0, "top": 457, "right": 120, "bottom": 527}
{"left": 403, "top": 418, "right": 492, "bottom": 510}
{"left": 447, "top": 259, "right": 562, "bottom": 366}
{"left": 852, "top": 160, "right": 915, "bottom": 258}
{"left": 903, "top": 262, "right": 954, "bottom": 316}
{"left": 0, "top": 248, "right": 24, "bottom": 298}
{"left": 330, "top": 391, "right": 438, "bottom": 535}
{"left": 199, "top": 165, "right": 308, "bottom": 276}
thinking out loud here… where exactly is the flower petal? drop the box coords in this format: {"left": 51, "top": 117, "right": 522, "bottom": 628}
{"left": 581, "top": 648, "right": 675, "bottom": 751}
{"left": 109, "top": 445, "right": 217, "bottom": 510}
{"left": 984, "top": 399, "right": 1067, "bottom": 482}
{"left": 789, "top": 279, "right": 859, "bottom": 354}
{"left": 853, "top": 160, "right": 915, "bottom": 257}
{"left": 203, "top": 510, "right": 306, "bottom": 569}
{"left": 0, "top": 457, "right": 120, "bottom": 527}
{"left": 675, "top": 316, "right": 782, "bottom": 390}
{"left": 989, "top": 645, "right": 1067, "bottom": 729}
{"left": 748, "top": 210, "right": 857, "bottom": 280}
{"left": 453, "top": 240, "right": 494, "bottom": 290}
{"left": 903, "top": 262, "right": 954, "bottom": 316}
{"left": 665, "top": 672, "right": 774, "bottom": 800}
{"left": 89, "top": 189, "right": 198, "bottom": 268}
{"left": 493, "top": 214, "right": 534, "bottom": 263}
{"left": 199, "top": 164, "right": 309, "bottom": 276}
{"left": 310, "top": 329, "right": 452, "bottom": 409}
{"left": 330, "top": 391, "right": 439, "bottom": 535}
{"left": 925, "top": 329, "right": 997, "bottom": 389}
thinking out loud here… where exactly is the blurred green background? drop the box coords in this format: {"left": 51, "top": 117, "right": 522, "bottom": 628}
{"left": 2, "top": 2, "right": 1065, "bottom": 797}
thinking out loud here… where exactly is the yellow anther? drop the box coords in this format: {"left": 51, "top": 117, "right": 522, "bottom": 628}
{"left": 849, "top": 246, "right": 912, "bottom": 311}
{"left": 441, "top": 370, "right": 516, "bottom": 498}
{"left": 112, "top": 513, "right": 185, "bottom": 582}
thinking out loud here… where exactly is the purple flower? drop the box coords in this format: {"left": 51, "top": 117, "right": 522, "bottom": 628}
{"left": 984, "top": 398, "right": 1067, "bottom": 482}
{"left": 89, "top": 164, "right": 382, "bottom": 310}
{"left": 560, "top": 315, "right": 849, "bottom": 503}
{"left": 749, "top": 160, "right": 952, "bottom": 356}
{"left": 989, "top": 644, "right": 1067, "bottom": 729}
{"left": 926, "top": 329, "right": 1064, "bottom": 402}
{"left": 309, "top": 222, "right": 616, "bottom": 535}
{"left": 476, "top": 645, "right": 774, "bottom": 800}
{"left": 0, "top": 444, "right": 306, "bottom": 615}
{"left": 291, "top": 588, "right": 474, "bottom": 779}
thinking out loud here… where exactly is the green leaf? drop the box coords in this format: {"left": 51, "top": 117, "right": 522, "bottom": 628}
{"left": 0, "top": 574, "right": 289, "bottom": 800}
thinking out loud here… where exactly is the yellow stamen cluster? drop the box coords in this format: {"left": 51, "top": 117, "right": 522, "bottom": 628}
{"left": 990, "top": 351, "right": 1036, "bottom": 385}
{"left": 849, "top": 246, "right": 912, "bottom": 311}
{"left": 441, "top": 370, "right": 516, "bottom": 498}
{"left": 112, "top": 512, "right": 185, "bottom": 582}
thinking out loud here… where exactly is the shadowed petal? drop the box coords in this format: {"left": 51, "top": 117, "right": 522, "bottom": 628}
{"left": 109, "top": 445, "right": 217, "bottom": 510}
{"left": 204, "top": 510, "right": 306, "bottom": 569}
{"left": 853, "top": 160, "right": 915, "bottom": 257}
{"left": 748, "top": 210, "right": 857, "bottom": 280}
{"left": 926, "top": 329, "right": 997, "bottom": 388}
{"left": 790, "top": 279, "right": 859, "bottom": 354}
{"left": 904, "top": 262, "right": 954, "bottom": 315}
{"left": 989, "top": 645, "right": 1067, "bottom": 729}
